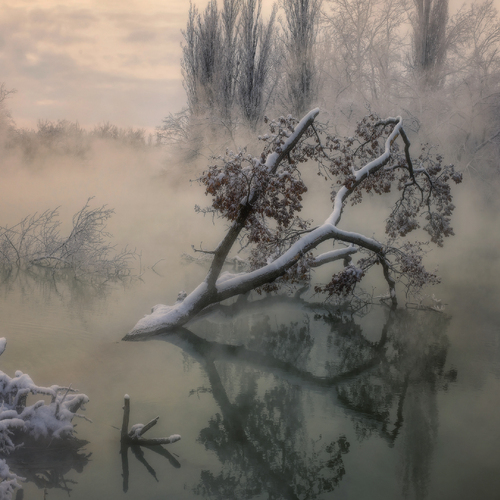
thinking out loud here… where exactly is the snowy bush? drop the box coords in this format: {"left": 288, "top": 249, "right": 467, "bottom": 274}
{"left": 0, "top": 338, "right": 89, "bottom": 499}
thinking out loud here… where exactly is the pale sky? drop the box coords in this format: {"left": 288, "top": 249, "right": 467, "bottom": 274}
{"left": 0, "top": 0, "right": 277, "bottom": 130}
{"left": 0, "top": 0, "right": 481, "bottom": 130}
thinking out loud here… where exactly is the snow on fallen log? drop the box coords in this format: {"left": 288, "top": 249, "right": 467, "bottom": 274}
{"left": 125, "top": 108, "right": 462, "bottom": 339}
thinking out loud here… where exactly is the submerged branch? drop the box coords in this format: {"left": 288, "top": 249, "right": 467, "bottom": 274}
{"left": 120, "top": 395, "right": 181, "bottom": 447}
{"left": 0, "top": 200, "right": 137, "bottom": 283}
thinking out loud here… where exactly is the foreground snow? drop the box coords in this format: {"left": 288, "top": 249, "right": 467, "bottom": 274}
{"left": 0, "top": 338, "right": 89, "bottom": 499}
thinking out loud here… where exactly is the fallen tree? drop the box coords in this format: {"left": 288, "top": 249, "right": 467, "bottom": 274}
{"left": 126, "top": 108, "right": 462, "bottom": 339}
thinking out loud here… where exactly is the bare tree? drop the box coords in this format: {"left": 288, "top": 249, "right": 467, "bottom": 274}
{"left": 411, "top": 0, "right": 449, "bottom": 88}
{"left": 220, "top": 0, "right": 242, "bottom": 121}
{"left": 410, "top": 0, "right": 469, "bottom": 88}
{"left": 238, "top": 0, "right": 278, "bottom": 127}
{"left": 181, "top": 1, "right": 223, "bottom": 117}
{"left": 0, "top": 83, "right": 16, "bottom": 143}
{"left": 281, "top": 0, "right": 323, "bottom": 115}
{"left": 450, "top": 1, "right": 500, "bottom": 172}
{"left": 126, "top": 107, "right": 461, "bottom": 338}
{"left": 181, "top": 3, "right": 202, "bottom": 115}
{"left": 412, "top": 1, "right": 500, "bottom": 174}
{"left": 177, "top": 0, "right": 281, "bottom": 152}
{"left": 322, "top": 0, "right": 406, "bottom": 104}
{"left": 181, "top": 1, "right": 242, "bottom": 123}
{"left": 194, "top": 0, "right": 222, "bottom": 113}
{"left": 0, "top": 83, "right": 16, "bottom": 108}
{"left": 465, "top": 1, "right": 500, "bottom": 79}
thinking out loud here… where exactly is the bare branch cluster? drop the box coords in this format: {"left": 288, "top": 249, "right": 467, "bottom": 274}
{"left": 0, "top": 199, "right": 137, "bottom": 283}
{"left": 181, "top": 0, "right": 279, "bottom": 129}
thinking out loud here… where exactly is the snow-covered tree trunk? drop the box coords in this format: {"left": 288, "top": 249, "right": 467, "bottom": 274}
{"left": 128, "top": 109, "right": 321, "bottom": 337}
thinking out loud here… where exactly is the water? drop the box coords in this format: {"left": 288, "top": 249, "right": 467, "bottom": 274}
{"left": 0, "top": 146, "right": 499, "bottom": 499}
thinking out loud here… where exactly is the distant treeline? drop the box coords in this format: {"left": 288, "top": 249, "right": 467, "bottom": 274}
{"left": 2, "top": 0, "right": 500, "bottom": 176}
{"left": 0, "top": 85, "right": 160, "bottom": 160}
{"left": 161, "top": 0, "right": 500, "bottom": 177}
{"left": 1, "top": 120, "right": 160, "bottom": 160}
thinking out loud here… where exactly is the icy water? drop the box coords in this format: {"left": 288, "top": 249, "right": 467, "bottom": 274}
{"left": 0, "top": 146, "right": 499, "bottom": 499}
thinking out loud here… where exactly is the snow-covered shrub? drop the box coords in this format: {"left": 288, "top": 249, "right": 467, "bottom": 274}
{"left": 0, "top": 338, "right": 89, "bottom": 499}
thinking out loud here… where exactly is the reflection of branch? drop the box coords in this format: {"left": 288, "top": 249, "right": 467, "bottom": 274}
{"left": 143, "top": 445, "right": 181, "bottom": 469}
{"left": 198, "top": 356, "right": 302, "bottom": 500}
{"left": 191, "top": 337, "right": 352, "bottom": 499}
{"left": 202, "top": 357, "right": 247, "bottom": 442}
{"left": 161, "top": 325, "right": 388, "bottom": 391}
{"left": 120, "top": 441, "right": 129, "bottom": 493}
{"left": 7, "top": 436, "right": 90, "bottom": 495}
{"left": 140, "top": 295, "right": 452, "bottom": 499}
{"left": 386, "top": 372, "right": 410, "bottom": 444}
{"left": 192, "top": 292, "right": 363, "bottom": 322}
{"left": 130, "top": 445, "right": 158, "bottom": 482}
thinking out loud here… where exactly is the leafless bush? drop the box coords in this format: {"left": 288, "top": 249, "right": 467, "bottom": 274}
{"left": 157, "top": 108, "right": 191, "bottom": 146}
{"left": 5, "top": 119, "right": 90, "bottom": 160}
{"left": 91, "top": 123, "right": 149, "bottom": 147}
{"left": 4, "top": 119, "right": 154, "bottom": 161}
{"left": 0, "top": 199, "right": 137, "bottom": 284}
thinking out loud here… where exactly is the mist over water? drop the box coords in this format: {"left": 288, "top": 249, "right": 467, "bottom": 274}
{"left": 1, "top": 5, "right": 500, "bottom": 500}
{"left": 0, "top": 118, "right": 498, "bottom": 500}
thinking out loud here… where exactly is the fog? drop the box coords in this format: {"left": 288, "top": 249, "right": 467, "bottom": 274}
{"left": 0, "top": 105, "right": 498, "bottom": 499}
{"left": 1, "top": 0, "right": 500, "bottom": 498}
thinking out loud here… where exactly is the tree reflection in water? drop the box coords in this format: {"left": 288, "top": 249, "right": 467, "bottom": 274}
{"left": 130, "top": 296, "right": 457, "bottom": 499}
{"left": 194, "top": 376, "right": 349, "bottom": 500}
{"left": 0, "top": 265, "right": 137, "bottom": 321}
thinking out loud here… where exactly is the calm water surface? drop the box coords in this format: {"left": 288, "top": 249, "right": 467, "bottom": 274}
{"left": 0, "top": 151, "right": 499, "bottom": 499}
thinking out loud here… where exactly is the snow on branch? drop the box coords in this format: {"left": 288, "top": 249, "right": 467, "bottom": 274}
{"left": 0, "top": 338, "right": 89, "bottom": 499}
{"left": 120, "top": 395, "right": 181, "bottom": 447}
{"left": 126, "top": 108, "right": 461, "bottom": 339}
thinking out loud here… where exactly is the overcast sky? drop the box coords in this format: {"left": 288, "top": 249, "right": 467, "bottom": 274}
{"left": 0, "top": 0, "right": 192, "bottom": 130}
{"left": 0, "top": 0, "right": 276, "bottom": 130}
{"left": 0, "top": 0, "right": 480, "bottom": 131}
